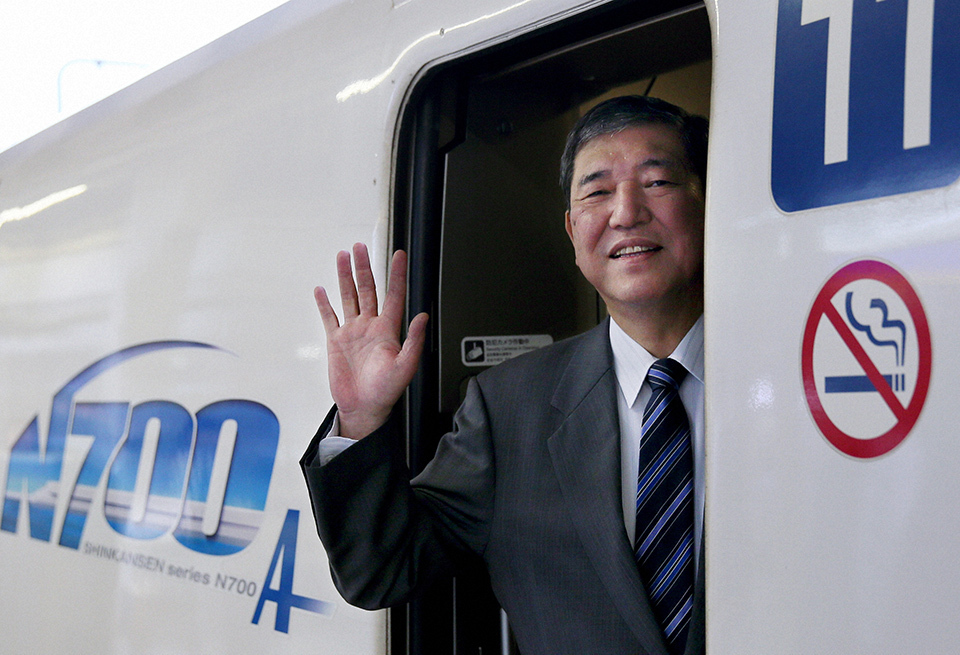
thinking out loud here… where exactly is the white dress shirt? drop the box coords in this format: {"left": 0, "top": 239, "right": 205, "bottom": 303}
{"left": 609, "top": 314, "right": 705, "bottom": 571}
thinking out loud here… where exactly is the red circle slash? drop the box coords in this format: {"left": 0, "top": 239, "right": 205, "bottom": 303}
{"left": 801, "top": 260, "right": 931, "bottom": 458}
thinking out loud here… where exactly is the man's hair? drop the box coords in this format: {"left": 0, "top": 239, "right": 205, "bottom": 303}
{"left": 559, "top": 95, "right": 709, "bottom": 209}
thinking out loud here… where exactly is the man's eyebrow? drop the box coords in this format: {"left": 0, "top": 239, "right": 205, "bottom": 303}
{"left": 576, "top": 170, "right": 609, "bottom": 188}
{"left": 575, "top": 158, "right": 681, "bottom": 189}
{"left": 640, "top": 157, "right": 678, "bottom": 170}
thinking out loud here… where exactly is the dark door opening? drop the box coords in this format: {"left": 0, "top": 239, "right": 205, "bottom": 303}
{"left": 392, "top": 3, "right": 711, "bottom": 653}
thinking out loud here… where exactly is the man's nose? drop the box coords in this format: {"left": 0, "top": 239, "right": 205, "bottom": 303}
{"left": 609, "top": 182, "right": 649, "bottom": 228}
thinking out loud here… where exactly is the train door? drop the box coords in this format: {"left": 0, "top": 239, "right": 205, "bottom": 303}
{"left": 705, "top": 1, "right": 960, "bottom": 653}
{"left": 392, "top": 2, "right": 712, "bottom": 652}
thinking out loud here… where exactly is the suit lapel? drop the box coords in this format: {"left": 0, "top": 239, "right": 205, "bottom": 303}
{"left": 546, "top": 320, "right": 669, "bottom": 655}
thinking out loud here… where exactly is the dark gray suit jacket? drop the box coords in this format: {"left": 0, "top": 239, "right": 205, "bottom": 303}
{"left": 301, "top": 319, "right": 705, "bottom": 655}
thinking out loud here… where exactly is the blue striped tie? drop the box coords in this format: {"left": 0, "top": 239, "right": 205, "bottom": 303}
{"left": 635, "top": 358, "right": 694, "bottom": 655}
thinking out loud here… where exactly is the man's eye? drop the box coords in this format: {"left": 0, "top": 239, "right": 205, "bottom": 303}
{"left": 584, "top": 189, "right": 609, "bottom": 198}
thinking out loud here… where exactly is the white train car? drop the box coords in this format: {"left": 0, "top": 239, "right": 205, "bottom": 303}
{"left": 1, "top": 0, "right": 957, "bottom": 652}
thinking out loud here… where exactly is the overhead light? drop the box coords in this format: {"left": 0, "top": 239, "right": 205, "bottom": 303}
{"left": 0, "top": 184, "right": 88, "bottom": 229}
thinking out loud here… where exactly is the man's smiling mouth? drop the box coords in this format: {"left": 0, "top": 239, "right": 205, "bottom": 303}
{"left": 611, "top": 245, "right": 661, "bottom": 258}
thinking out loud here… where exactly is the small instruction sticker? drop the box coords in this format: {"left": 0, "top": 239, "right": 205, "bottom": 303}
{"left": 461, "top": 335, "right": 553, "bottom": 367}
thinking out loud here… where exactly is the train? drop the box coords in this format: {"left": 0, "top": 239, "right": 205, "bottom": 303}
{"left": 1, "top": 0, "right": 958, "bottom": 652}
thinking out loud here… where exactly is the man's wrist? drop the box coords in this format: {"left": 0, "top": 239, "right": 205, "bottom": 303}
{"left": 317, "top": 411, "right": 358, "bottom": 465}
{"left": 338, "top": 409, "right": 390, "bottom": 440}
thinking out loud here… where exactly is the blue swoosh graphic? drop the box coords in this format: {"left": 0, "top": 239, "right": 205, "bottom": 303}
{"left": 48, "top": 341, "right": 226, "bottom": 455}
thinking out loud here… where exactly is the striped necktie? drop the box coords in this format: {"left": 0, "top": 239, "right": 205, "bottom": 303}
{"left": 635, "top": 358, "right": 694, "bottom": 655}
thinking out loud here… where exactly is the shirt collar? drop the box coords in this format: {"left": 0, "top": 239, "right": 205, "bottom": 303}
{"left": 609, "top": 314, "right": 705, "bottom": 406}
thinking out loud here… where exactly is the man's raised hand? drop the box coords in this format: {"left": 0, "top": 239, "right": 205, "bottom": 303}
{"left": 314, "top": 243, "right": 428, "bottom": 440}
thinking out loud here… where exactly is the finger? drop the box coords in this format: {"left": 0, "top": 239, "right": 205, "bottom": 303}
{"left": 314, "top": 286, "right": 341, "bottom": 336}
{"left": 336, "top": 249, "right": 360, "bottom": 318}
{"left": 352, "top": 243, "right": 379, "bottom": 316}
{"left": 381, "top": 250, "right": 408, "bottom": 328}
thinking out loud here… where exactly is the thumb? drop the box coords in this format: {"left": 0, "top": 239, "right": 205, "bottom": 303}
{"left": 396, "top": 312, "right": 429, "bottom": 376}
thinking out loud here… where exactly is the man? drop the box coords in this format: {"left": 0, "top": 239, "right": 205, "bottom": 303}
{"left": 301, "top": 95, "right": 708, "bottom": 655}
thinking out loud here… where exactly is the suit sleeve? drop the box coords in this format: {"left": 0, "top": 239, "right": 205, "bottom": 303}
{"left": 300, "top": 377, "right": 496, "bottom": 609}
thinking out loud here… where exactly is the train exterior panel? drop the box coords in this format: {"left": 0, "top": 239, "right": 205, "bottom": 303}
{"left": 707, "top": 1, "right": 960, "bottom": 652}
{"left": 1, "top": 0, "right": 958, "bottom": 652}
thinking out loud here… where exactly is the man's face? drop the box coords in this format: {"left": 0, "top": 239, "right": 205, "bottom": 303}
{"left": 565, "top": 123, "right": 705, "bottom": 321}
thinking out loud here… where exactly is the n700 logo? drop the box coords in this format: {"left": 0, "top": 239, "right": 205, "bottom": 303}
{"left": 1, "top": 341, "right": 279, "bottom": 556}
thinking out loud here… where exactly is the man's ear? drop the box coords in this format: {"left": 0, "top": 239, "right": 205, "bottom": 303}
{"left": 564, "top": 210, "right": 574, "bottom": 243}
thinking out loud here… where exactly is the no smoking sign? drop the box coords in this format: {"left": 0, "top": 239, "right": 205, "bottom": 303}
{"left": 802, "top": 260, "right": 931, "bottom": 458}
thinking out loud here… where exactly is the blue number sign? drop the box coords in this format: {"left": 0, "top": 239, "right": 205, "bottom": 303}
{"left": 772, "top": 0, "right": 960, "bottom": 211}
